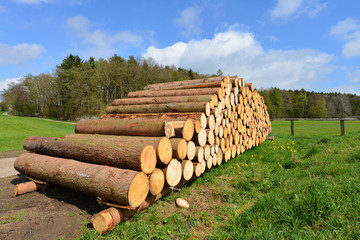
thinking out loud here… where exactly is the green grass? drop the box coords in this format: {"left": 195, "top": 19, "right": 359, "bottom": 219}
{"left": 0, "top": 114, "right": 75, "bottom": 152}
{"left": 78, "top": 120, "right": 360, "bottom": 240}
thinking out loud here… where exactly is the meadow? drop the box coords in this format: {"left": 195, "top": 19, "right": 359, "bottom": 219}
{"left": 79, "top": 120, "right": 360, "bottom": 239}
{"left": 0, "top": 113, "right": 75, "bottom": 152}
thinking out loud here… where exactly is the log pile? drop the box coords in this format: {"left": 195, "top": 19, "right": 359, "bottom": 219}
{"left": 13, "top": 76, "right": 271, "bottom": 233}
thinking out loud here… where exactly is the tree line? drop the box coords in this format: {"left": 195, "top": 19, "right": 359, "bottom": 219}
{"left": 1, "top": 54, "right": 359, "bottom": 120}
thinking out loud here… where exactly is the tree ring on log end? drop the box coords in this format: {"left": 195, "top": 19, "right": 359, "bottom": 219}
{"left": 182, "top": 119, "right": 194, "bottom": 141}
{"left": 158, "top": 137, "right": 172, "bottom": 164}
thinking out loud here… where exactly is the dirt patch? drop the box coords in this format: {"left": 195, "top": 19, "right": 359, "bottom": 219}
{"left": 0, "top": 174, "right": 103, "bottom": 240}
{"left": 0, "top": 150, "right": 26, "bottom": 159}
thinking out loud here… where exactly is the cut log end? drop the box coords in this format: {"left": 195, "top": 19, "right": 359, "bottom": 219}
{"left": 149, "top": 168, "right": 165, "bottom": 195}
{"left": 187, "top": 141, "right": 196, "bottom": 160}
{"left": 128, "top": 172, "right": 150, "bottom": 207}
{"left": 158, "top": 137, "right": 173, "bottom": 164}
{"left": 140, "top": 145, "right": 157, "bottom": 174}
{"left": 164, "top": 159, "right": 182, "bottom": 187}
{"left": 182, "top": 119, "right": 194, "bottom": 141}
{"left": 92, "top": 208, "right": 122, "bottom": 234}
{"left": 182, "top": 160, "right": 194, "bottom": 181}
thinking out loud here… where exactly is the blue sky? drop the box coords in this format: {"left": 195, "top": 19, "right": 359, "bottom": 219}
{"left": 0, "top": 0, "right": 359, "bottom": 95}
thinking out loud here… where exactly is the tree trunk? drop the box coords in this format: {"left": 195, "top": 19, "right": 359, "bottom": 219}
{"left": 105, "top": 102, "right": 210, "bottom": 115}
{"left": 23, "top": 134, "right": 170, "bottom": 174}
{"left": 143, "top": 76, "right": 224, "bottom": 90}
{"left": 128, "top": 88, "right": 220, "bottom": 98}
{"left": 14, "top": 181, "right": 46, "bottom": 197}
{"left": 14, "top": 153, "right": 149, "bottom": 207}
{"left": 163, "top": 159, "right": 182, "bottom": 187}
{"left": 75, "top": 118, "right": 169, "bottom": 137}
{"left": 148, "top": 168, "right": 165, "bottom": 196}
{"left": 164, "top": 119, "right": 194, "bottom": 141}
{"left": 112, "top": 95, "right": 212, "bottom": 106}
{"left": 101, "top": 112, "right": 203, "bottom": 120}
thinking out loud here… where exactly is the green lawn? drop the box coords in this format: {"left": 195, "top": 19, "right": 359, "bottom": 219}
{"left": 0, "top": 114, "right": 75, "bottom": 152}
{"left": 79, "top": 120, "right": 360, "bottom": 239}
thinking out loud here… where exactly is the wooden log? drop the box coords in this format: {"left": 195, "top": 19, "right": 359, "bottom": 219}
{"left": 164, "top": 119, "right": 194, "bottom": 141}
{"left": 170, "top": 138, "right": 187, "bottom": 160}
{"left": 14, "top": 153, "right": 149, "bottom": 207}
{"left": 193, "top": 163, "right": 202, "bottom": 177}
{"left": 128, "top": 88, "right": 220, "bottom": 98}
{"left": 144, "top": 81, "right": 223, "bottom": 91}
{"left": 187, "top": 141, "right": 196, "bottom": 161}
{"left": 206, "top": 156, "right": 213, "bottom": 170}
{"left": 75, "top": 118, "right": 168, "bottom": 137}
{"left": 143, "top": 76, "right": 224, "bottom": 90}
{"left": 181, "top": 160, "right": 194, "bottom": 181}
{"left": 106, "top": 102, "right": 210, "bottom": 115}
{"left": 14, "top": 181, "right": 46, "bottom": 197}
{"left": 149, "top": 168, "right": 165, "bottom": 195}
{"left": 217, "top": 150, "right": 223, "bottom": 166}
{"left": 163, "top": 159, "right": 182, "bottom": 187}
{"left": 112, "top": 95, "right": 212, "bottom": 106}
{"left": 193, "top": 128, "right": 207, "bottom": 147}
{"left": 92, "top": 207, "right": 122, "bottom": 234}
{"left": 204, "top": 145, "right": 211, "bottom": 160}
{"left": 102, "top": 112, "right": 203, "bottom": 120}
{"left": 194, "top": 146, "right": 204, "bottom": 163}
{"left": 23, "top": 135, "right": 163, "bottom": 174}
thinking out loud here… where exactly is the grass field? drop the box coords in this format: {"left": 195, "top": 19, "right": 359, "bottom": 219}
{"left": 79, "top": 120, "right": 360, "bottom": 239}
{"left": 0, "top": 114, "right": 75, "bottom": 152}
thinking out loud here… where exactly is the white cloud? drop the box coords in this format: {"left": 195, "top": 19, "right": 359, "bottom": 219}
{"left": 330, "top": 18, "right": 360, "bottom": 58}
{"left": 266, "top": 35, "right": 280, "bottom": 42}
{"left": 270, "top": 0, "right": 327, "bottom": 19}
{"left": 143, "top": 30, "right": 333, "bottom": 90}
{"left": 174, "top": 6, "right": 203, "bottom": 37}
{"left": 12, "top": 0, "right": 56, "bottom": 4}
{"left": 0, "top": 77, "right": 23, "bottom": 92}
{"left": 271, "top": 0, "right": 303, "bottom": 19}
{"left": 0, "top": 43, "right": 45, "bottom": 65}
{"left": 66, "top": 15, "right": 143, "bottom": 58}
{"left": 326, "top": 85, "right": 360, "bottom": 96}
{"left": 347, "top": 68, "right": 360, "bottom": 83}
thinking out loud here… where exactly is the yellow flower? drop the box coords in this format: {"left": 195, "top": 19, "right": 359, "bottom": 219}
{"left": 168, "top": 230, "right": 171, "bottom": 234}
{"left": 294, "top": 150, "right": 297, "bottom": 152}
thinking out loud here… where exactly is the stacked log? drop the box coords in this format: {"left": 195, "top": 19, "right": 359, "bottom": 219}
{"left": 13, "top": 75, "right": 271, "bottom": 234}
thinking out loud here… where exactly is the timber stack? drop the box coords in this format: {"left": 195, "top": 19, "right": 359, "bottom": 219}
{"left": 13, "top": 75, "right": 271, "bottom": 234}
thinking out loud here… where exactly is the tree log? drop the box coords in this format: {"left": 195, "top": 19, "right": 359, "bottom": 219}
{"left": 169, "top": 138, "right": 187, "bottom": 160}
{"left": 128, "top": 88, "right": 220, "bottom": 98}
{"left": 149, "top": 168, "right": 165, "bottom": 195}
{"left": 23, "top": 135, "right": 171, "bottom": 174}
{"left": 14, "top": 153, "right": 149, "bottom": 207}
{"left": 106, "top": 102, "right": 210, "bottom": 115}
{"left": 181, "top": 160, "right": 194, "bottom": 181}
{"left": 14, "top": 181, "right": 46, "bottom": 197}
{"left": 143, "top": 76, "right": 224, "bottom": 90}
{"left": 164, "top": 119, "right": 194, "bottom": 141}
{"left": 102, "top": 112, "right": 203, "bottom": 120}
{"left": 112, "top": 95, "right": 212, "bottom": 106}
{"left": 163, "top": 159, "right": 182, "bottom": 187}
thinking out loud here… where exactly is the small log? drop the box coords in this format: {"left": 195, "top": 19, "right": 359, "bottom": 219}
{"left": 187, "top": 141, "right": 196, "bottom": 161}
{"left": 193, "top": 128, "right": 207, "bottom": 147}
{"left": 92, "top": 207, "right": 122, "bottom": 234}
{"left": 149, "top": 168, "right": 165, "bottom": 195}
{"left": 193, "top": 163, "right": 202, "bottom": 177}
{"left": 170, "top": 138, "right": 187, "bottom": 160}
{"left": 14, "top": 181, "right": 46, "bottom": 197}
{"left": 14, "top": 153, "right": 149, "bottom": 207}
{"left": 163, "top": 159, "right": 182, "bottom": 187}
{"left": 164, "top": 119, "right": 194, "bottom": 141}
{"left": 181, "top": 160, "right": 194, "bottom": 181}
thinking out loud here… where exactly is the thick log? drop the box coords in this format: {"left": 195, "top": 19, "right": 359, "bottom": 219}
{"left": 14, "top": 153, "right": 149, "bottom": 207}
{"left": 144, "top": 76, "right": 224, "bottom": 90}
{"left": 193, "top": 128, "right": 207, "bottom": 147}
{"left": 128, "top": 88, "right": 220, "bottom": 98}
{"left": 75, "top": 118, "right": 168, "bottom": 137}
{"left": 23, "top": 134, "right": 172, "bottom": 174}
{"left": 187, "top": 141, "right": 196, "bottom": 161}
{"left": 106, "top": 102, "right": 210, "bottom": 115}
{"left": 14, "top": 181, "right": 46, "bottom": 197}
{"left": 102, "top": 112, "right": 203, "bottom": 120}
{"left": 181, "top": 160, "right": 194, "bottom": 181}
{"left": 112, "top": 95, "right": 212, "bottom": 106}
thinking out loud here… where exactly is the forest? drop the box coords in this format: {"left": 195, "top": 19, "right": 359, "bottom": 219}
{"left": 1, "top": 54, "right": 359, "bottom": 120}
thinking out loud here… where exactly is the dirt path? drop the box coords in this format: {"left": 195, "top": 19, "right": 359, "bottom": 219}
{"left": 0, "top": 174, "right": 102, "bottom": 240}
{"left": 0, "top": 158, "right": 18, "bottom": 178}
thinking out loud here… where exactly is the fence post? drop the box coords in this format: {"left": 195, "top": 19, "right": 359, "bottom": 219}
{"left": 340, "top": 119, "right": 345, "bottom": 136}
{"left": 291, "top": 120, "right": 294, "bottom": 136}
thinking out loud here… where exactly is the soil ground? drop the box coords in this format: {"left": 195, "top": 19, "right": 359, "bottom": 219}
{"left": 0, "top": 173, "right": 103, "bottom": 240}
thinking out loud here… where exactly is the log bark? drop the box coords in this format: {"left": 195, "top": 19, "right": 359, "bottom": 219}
{"left": 112, "top": 95, "right": 212, "bottom": 106}
{"left": 14, "top": 153, "right": 149, "bottom": 207}
{"left": 143, "top": 76, "right": 224, "bottom": 90}
{"left": 102, "top": 112, "right": 203, "bottom": 120}
{"left": 75, "top": 118, "right": 168, "bottom": 137}
{"left": 128, "top": 88, "right": 220, "bottom": 98}
{"left": 23, "top": 134, "right": 171, "bottom": 174}
{"left": 106, "top": 102, "right": 210, "bottom": 115}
